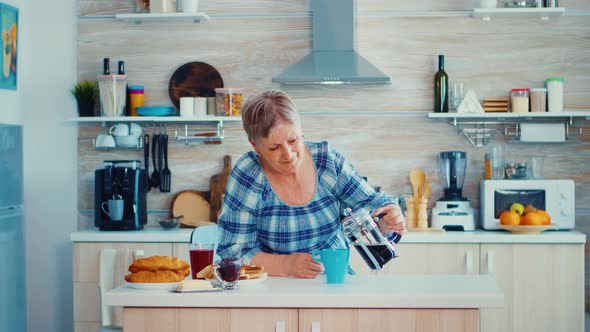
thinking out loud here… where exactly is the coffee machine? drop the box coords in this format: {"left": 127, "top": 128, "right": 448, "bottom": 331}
{"left": 431, "top": 151, "right": 475, "bottom": 231}
{"left": 95, "top": 160, "right": 147, "bottom": 230}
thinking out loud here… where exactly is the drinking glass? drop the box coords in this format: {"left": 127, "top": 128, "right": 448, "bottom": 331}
{"left": 213, "top": 257, "right": 242, "bottom": 290}
{"left": 189, "top": 243, "right": 215, "bottom": 279}
{"left": 528, "top": 157, "right": 544, "bottom": 179}
{"left": 451, "top": 82, "right": 465, "bottom": 110}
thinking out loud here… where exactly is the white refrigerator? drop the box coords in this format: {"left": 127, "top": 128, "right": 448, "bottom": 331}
{"left": 0, "top": 124, "right": 25, "bottom": 332}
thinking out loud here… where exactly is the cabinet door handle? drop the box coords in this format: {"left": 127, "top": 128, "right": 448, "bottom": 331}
{"left": 275, "top": 320, "right": 285, "bottom": 332}
{"left": 311, "top": 321, "right": 321, "bottom": 332}
{"left": 465, "top": 250, "right": 473, "bottom": 275}
{"left": 487, "top": 251, "right": 495, "bottom": 276}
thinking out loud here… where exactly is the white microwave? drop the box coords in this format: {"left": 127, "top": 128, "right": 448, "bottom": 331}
{"left": 481, "top": 179, "right": 575, "bottom": 230}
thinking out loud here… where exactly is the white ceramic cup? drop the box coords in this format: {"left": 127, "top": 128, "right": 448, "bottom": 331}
{"left": 95, "top": 134, "right": 116, "bottom": 148}
{"left": 181, "top": 0, "right": 199, "bottom": 12}
{"left": 101, "top": 199, "right": 124, "bottom": 221}
{"left": 129, "top": 123, "right": 142, "bottom": 136}
{"left": 194, "top": 97, "right": 207, "bottom": 116}
{"left": 180, "top": 97, "right": 195, "bottom": 117}
{"left": 109, "top": 123, "right": 130, "bottom": 136}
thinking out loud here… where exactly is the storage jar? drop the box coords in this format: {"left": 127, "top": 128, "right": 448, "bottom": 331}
{"left": 546, "top": 77, "right": 564, "bottom": 113}
{"left": 530, "top": 88, "right": 547, "bottom": 112}
{"left": 510, "top": 88, "right": 530, "bottom": 113}
{"left": 215, "top": 88, "right": 244, "bottom": 116}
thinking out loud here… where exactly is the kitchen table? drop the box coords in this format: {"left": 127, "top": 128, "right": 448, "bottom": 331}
{"left": 105, "top": 274, "right": 503, "bottom": 332}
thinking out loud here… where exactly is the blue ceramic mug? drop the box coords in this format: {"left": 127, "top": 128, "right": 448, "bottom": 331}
{"left": 311, "top": 248, "right": 350, "bottom": 284}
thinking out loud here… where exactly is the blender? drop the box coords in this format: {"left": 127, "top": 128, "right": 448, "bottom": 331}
{"left": 431, "top": 151, "right": 475, "bottom": 231}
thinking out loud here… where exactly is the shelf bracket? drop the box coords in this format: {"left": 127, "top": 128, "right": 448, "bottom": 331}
{"left": 174, "top": 121, "right": 225, "bottom": 145}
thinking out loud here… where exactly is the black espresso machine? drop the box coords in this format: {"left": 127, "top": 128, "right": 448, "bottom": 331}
{"left": 95, "top": 160, "right": 147, "bottom": 230}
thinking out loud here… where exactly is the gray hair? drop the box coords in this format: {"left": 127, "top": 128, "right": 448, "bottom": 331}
{"left": 241, "top": 89, "right": 301, "bottom": 143}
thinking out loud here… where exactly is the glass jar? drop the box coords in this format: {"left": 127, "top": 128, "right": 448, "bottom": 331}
{"left": 485, "top": 139, "right": 505, "bottom": 179}
{"left": 530, "top": 88, "right": 547, "bottom": 112}
{"left": 215, "top": 88, "right": 244, "bottom": 116}
{"left": 510, "top": 88, "right": 530, "bottom": 113}
{"left": 546, "top": 77, "right": 564, "bottom": 113}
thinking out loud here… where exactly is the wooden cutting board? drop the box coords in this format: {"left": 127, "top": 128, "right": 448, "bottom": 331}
{"left": 209, "top": 155, "right": 232, "bottom": 223}
{"left": 168, "top": 62, "right": 224, "bottom": 110}
{"left": 171, "top": 190, "right": 211, "bottom": 227}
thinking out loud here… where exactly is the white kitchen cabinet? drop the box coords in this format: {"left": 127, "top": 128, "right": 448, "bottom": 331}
{"left": 72, "top": 242, "right": 172, "bottom": 332}
{"left": 349, "top": 243, "right": 480, "bottom": 275}
{"left": 479, "top": 243, "right": 584, "bottom": 332}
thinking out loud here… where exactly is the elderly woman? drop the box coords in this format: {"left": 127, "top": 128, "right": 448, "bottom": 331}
{"left": 217, "top": 89, "right": 406, "bottom": 278}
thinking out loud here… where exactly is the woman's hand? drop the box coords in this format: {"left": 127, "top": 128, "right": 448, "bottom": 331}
{"left": 373, "top": 204, "right": 406, "bottom": 235}
{"left": 284, "top": 253, "right": 324, "bottom": 279}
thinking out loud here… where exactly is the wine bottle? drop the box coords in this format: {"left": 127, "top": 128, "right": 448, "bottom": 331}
{"left": 103, "top": 58, "right": 110, "bottom": 75}
{"left": 434, "top": 54, "right": 449, "bottom": 113}
{"left": 118, "top": 60, "right": 131, "bottom": 116}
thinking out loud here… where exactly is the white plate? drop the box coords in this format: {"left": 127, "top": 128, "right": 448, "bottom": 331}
{"left": 239, "top": 272, "right": 268, "bottom": 287}
{"left": 497, "top": 223, "right": 554, "bottom": 234}
{"left": 125, "top": 281, "right": 180, "bottom": 290}
{"left": 172, "top": 287, "right": 222, "bottom": 293}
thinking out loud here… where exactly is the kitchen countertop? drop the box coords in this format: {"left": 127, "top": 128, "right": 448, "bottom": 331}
{"left": 104, "top": 274, "right": 504, "bottom": 309}
{"left": 71, "top": 228, "right": 586, "bottom": 244}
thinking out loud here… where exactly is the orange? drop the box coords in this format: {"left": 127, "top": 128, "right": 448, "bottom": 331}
{"left": 522, "top": 212, "right": 543, "bottom": 226}
{"left": 536, "top": 210, "right": 551, "bottom": 225}
{"left": 500, "top": 211, "right": 520, "bottom": 226}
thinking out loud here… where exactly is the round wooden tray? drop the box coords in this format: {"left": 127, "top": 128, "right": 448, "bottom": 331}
{"left": 497, "top": 224, "right": 554, "bottom": 234}
{"left": 168, "top": 62, "right": 224, "bottom": 109}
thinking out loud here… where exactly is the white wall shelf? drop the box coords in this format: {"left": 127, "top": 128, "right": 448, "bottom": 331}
{"left": 114, "top": 12, "right": 210, "bottom": 24}
{"left": 472, "top": 7, "right": 565, "bottom": 20}
{"left": 69, "top": 116, "right": 241, "bottom": 123}
{"left": 427, "top": 110, "right": 590, "bottom": 146}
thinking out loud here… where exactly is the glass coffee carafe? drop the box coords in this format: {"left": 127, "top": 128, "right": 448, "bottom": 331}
{"left": 342, "top": 208, "right": 401, "bottom": 271}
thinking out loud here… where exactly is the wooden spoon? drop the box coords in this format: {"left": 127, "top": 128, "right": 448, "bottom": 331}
{"left": 409, "top": 169, "right": 423, "bottom": 198}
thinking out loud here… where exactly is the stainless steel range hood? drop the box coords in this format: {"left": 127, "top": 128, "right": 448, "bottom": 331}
{"left": 272, "top": 0, "right": 390, "bottom": 85}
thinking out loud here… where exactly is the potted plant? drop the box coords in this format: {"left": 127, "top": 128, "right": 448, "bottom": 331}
{"left": 71, "top": 80, "right": 97, "bottom": 117}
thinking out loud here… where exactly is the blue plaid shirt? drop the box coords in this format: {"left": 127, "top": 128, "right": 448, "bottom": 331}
{"left": 217, "top": 141, "right": 395, "bottom": 264}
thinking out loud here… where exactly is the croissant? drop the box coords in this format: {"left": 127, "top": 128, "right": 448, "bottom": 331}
{"left": 125, "top": 269, "right": 190, "bottom": 283}
{"left": 128, "top": 256, "right": 189, "bottom": 273}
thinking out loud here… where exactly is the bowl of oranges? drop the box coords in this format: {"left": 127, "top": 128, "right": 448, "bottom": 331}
{"left": 497, "top": 203, "right": 553, "bottom": 234}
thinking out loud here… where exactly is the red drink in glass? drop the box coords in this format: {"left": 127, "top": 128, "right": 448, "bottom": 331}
{"left": 189, "top": 244, "right": 214, "bottom": 279}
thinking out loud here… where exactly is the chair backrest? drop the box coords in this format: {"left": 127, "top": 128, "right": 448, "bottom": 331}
{"left": 190, "top": 224, "right": 220, "bottom": 262}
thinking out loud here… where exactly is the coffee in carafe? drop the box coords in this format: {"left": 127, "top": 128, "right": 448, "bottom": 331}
{"left": 342, "top": 208, "right": 401, "bottom": 270}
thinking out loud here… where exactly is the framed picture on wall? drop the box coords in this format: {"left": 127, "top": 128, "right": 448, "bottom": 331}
{"left": 0, "top": 3, "right": 18, "bottom": 90}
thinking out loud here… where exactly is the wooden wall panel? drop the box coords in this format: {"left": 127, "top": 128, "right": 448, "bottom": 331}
{"left": 78, "top": 16, "right": 590, "bottom": 112}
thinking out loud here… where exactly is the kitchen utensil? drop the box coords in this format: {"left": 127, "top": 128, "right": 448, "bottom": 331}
{"left": 158, "top": 134, "right": 166, "bottom": 192}
{"left": 168, "top": 62, "right": 224, "bottom": 110}
{"left": 209, "top": 155, "right": 232, "bottom": 223}
{"left": 161, "top": 134, "right": 171, "bottom": 192}
{"left": 150, "top": 133, "right": 160, "bottom": 189}
{"left": 144, "top": 135, "right": 151, "bottom": 192}
{"left": 342, "top": 208, "right": 401, "bottom": 271}
{"left": 171, "top": 190, "right": 211, "bottom": 227}
{"left": 409, "top": 169, "right": 421, "bottom": 199}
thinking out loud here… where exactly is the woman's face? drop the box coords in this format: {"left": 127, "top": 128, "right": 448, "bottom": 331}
{"left": 251, "top": 121, "right": 305, "bottom": 176}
